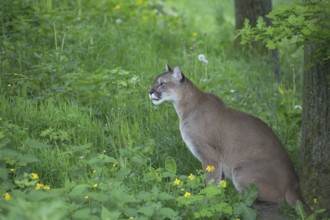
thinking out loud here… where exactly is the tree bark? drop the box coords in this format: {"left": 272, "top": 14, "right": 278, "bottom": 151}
{"left": 301, "top": 45, "right": 330, "bottom": 217}
{"left": 234, "top": 0, "right": 280, "bottom": 81}
{"left": 234, "top": 0, "right": 272, "bottom": 29}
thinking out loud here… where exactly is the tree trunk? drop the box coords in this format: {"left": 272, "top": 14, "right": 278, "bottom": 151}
{"left": 234, "top": 0, "right": 280, "bottom": 81}
{"left": 234, "top": 0, "right": 272, "bottom": 29}
{"left": 301, "top": 45, "right": 330, "bottom": 217}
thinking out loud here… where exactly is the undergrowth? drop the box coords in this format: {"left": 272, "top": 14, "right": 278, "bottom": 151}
{"left": 0, "top": 0, "right": 324, "bottom": 219}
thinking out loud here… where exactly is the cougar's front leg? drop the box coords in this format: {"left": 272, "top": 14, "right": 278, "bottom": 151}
{"left": 202, "top": 161, "right": 222, "bottom": 186}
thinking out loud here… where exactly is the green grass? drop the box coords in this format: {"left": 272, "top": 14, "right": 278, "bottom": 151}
{"left": 0, "top": 0, "right": 317, "bottom": 219}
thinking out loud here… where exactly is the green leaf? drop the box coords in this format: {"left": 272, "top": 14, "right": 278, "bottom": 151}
{"left": 243, "top": 19, "right": 251, "bottom": 29}
{"left": 111, "top": 189, "right": 136, "bottom": 204}
{"left": 158, "top": 207, "right": 177, "bottom": 218}
{"left": 101, "top": 206, "right": 120, "bottom": 220}
{"left": 233, "top": 202, "right": 257, "bottom": 220}
{"left": 302, "top": 26, "right": 312, "bottom": 36}
{"left": 214, "top": 202, "right": 233, "bottom": 215}
{"left": 265, "top": 26, "right": 274, "bottom": 36}
{"left": 196, "top": 208, "right": 213, "bottom": 218}
{"left": 17, "top": 153, "right": 40, "bottom": 166}
{"left": 116, "top": 167, "right": 131, "bottom": 180}
{"left": 123, "top": 208, "right": 137, "bottom": 218}
{"left": 0, "top": 149, "right": 19, "bottom": 164}
{"left": 295, "top": 200, "right": 306, "bottom": 219}
{"left": 72, "top": 208, "right": 93, "bottom": 220}
{"left": 24, "top": 138, "right": 51, "bottom": 149}
{"left": 200, "top": 185, "right": 223, "bottom": 198}
{"left": 288, "top": 15, "right": 297, "bottom": 25}
{"left": 158, "top": 192, "right": 174, "bottom": 201}
{"left": 165, "top": 156, "right": 177, "bottom": 174}
{"left": 99, "top": 155, "right": 117, "bottom": 163}
{"left": 89, "top": 192, "right": 110, "bottom": 202}
{"left": 138, "top": 206, "right": 154, "bottom": 217}
{"left": 132, "top": 155, "right": 148, "bottom": 165}
{"left": 242, "top": 185, "right": 258, "bottom": 206}
{"left": 266, "top": 40, "right": 276, "bottom": 50}
{"left": 256, "top": 17, "right": 266, "bottom": 29}
{"left": 88, "top": 154, "right": 117, "bottom": 166}
{"left": 68, "top": 184, "right": 90, "bottom": 200}
{"left": 137, "top": 191, "right": 153, "bottom": 201}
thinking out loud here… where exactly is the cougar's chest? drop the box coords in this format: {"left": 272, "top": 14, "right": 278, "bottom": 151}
{"left": 179, "top": 120, "right": 203, "bottom": 162}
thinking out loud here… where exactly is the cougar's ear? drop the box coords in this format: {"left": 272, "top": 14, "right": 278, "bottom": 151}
{"left": 165, "top": 64, "right": 172, "bottom": 72}
{"left": 173, "top": 66, "right": 184, "bottom": 82}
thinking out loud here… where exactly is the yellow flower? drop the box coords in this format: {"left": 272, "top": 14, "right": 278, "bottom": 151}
{"left": 31, "top": 173, "right": 39, "bottom": 180}
{"left": 84, "top": 195, "right": 89, "bottom": 200}
{"left": 205, "top": 165, "right": 215, "bottom": 173}
{"left": 36, "top": 183, "right": 44, "bottom": 190}
{"left": 173, "top": 178, "right": 181, "bottom": 186}
{"left": 184, "top": 192, "right": 191, "bottom": 198}
{"left": 235, "top": 218, "right": 240, "bottom": 220}
{"left": 92, "top": 183, "right": 98, "bottom": 188}
{"left": 219, "top": 180, "right": 227, "bottom": 188}
{"left": 43, "top": 185, "right": 51, "bottom": 190}
{"left": 192, "top": 32, "right": 198, "bottom": 37}
{"left": 313, "top": 198, "right": 317, "bottom": 204}
{"left": 10, "top": 168, "right": 15, "bottom": 172}
{"left": 4, "top": 192, "right": 10, "bottom": 201}
{"left": 129, "top": 217, "right": 134, "bottom": 220}
{"left": 92, "top": 169, "right": 96, "bottom": 173}
{"left": 188, "top": 174, "right": 195, "bottom": 180}
{"left": 115, "top": 4, "right": 121, "bottom": 10}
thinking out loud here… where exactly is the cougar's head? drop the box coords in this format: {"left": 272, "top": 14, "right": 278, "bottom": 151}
{"left": 149, "top": 64, "right": 185, "bottom": 105}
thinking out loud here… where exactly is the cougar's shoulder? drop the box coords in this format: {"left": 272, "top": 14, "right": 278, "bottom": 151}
{"left": 206, "top": 93, "right": 226, "bottom": 106}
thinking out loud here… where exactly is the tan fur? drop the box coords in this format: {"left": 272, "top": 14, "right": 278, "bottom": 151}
{"left": 149, "top": 65, "right": 304, "bottom": 207}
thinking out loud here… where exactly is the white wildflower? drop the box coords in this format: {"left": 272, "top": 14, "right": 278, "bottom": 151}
{"left": 294, "top": 105, "right": 302, "bottom": 110}
{"left": 198, "top": 54, "right": 208, "bottom": 65}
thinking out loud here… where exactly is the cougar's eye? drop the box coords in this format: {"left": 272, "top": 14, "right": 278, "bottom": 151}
{"left": 159, "top": 82, "right": 166, "bottom": 87}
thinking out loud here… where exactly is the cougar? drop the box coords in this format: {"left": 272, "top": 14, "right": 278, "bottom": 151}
{"left": 148, "top": 64, "right": 305, "bottom": 208}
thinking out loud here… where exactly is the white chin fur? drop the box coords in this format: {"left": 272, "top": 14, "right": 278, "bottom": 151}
{"left": 152, "top": 99, "right": 163, "bottom": 105}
